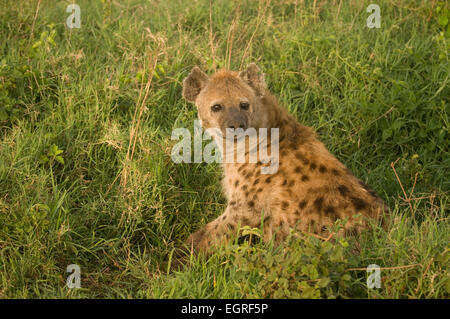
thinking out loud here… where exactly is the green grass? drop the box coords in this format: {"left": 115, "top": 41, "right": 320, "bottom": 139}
{"left": 0, "top": 0, "right": 449, "bottom": 298}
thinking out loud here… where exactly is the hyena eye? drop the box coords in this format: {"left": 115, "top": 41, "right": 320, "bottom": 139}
{"left": 240, "top": 102, "right": 250, "bottom": 111}
{"left": 211, "top": 104, "right": 222, "bottom": 112}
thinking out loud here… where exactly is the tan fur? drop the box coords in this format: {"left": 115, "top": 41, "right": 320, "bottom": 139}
{"left": 182, "top": 63, "right": 389, "bottom": 253}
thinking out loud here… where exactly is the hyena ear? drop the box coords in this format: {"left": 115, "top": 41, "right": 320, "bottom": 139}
{"left": 182, "top": 66, "right": 209, "bottom": 103}
{"left": 239, "top": 63, "right": 267, "bottom": 96}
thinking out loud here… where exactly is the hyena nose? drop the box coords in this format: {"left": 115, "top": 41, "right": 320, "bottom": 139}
{"left": 227, "top": 120, "right": 247, "bottom": 130}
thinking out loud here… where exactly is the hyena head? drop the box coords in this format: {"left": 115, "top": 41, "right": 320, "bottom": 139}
{"left": 182, "top": 63, "right": 270, "bottom": 139}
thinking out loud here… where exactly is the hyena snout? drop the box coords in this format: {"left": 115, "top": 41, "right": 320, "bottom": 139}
{"left": 226, "top": 119, "right": 247, "bottom": 130}
{"left": 225, "top": 109, "right": 248, "bottom": 131}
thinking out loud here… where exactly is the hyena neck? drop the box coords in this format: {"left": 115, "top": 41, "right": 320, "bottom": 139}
{"left": 260, "top": 91, "right": 314, "bottom": 147}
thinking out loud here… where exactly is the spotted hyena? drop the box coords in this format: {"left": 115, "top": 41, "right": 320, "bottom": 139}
{"left": 181, "top": 63, "right": 389, "bottom": 253}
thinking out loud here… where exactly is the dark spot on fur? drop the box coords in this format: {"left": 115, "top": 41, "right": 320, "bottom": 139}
{"left": 257, "top": 187, "right": 263, "bottom": 193}
{"left": 234, "top": 180, "right": 239, "bottom": 187}
{"left": 295, "top": 152, "right": 308, "bottom": 164}
{"left": 310, "top": 162, "right": 317, "bottom": 171}
{"left": 263, "top": 215, "right": 271, "bottom": 223}
{"left": 300, "top": 156, "right": 310, "bottom": 165}
{"left": 253, "top": 178, "right": 260, "bottom": 185}
{"left": 351, "top": 197, "right": 368, "bottom": 210}
{"left": 265, "top": 177, "right": 272, "bottom": 183}
{"left": 331, "top": 169, "right": 340, "bottom": 176}
{"left": 299, "top": 200, "right": 307, "bottom": 209}
{"left": 230, "top": 200, "right": 237, "bottom": 206}
{"left": 337, "top": 185, "right": 349, "bottom": 197}
{"left": 282, "top": 179, "right": 287, "bottom": 186}
{"left": 319, "top": 165, "right": 327, "bottom": 173}
{"left": 294, "top": 166, "right": 302, "bottom": 174}
{"left": 313, "top": 197, "right": 324, "bottom": 211}
{"left": 295, "top": 210, "right": 301, "bottom": 216}
{"left": 246, "top": 171, "right": 254, "bottom": 178}
{"left": 281, "top": 201, "right": 289, "bottom": 209}
{"left": 248, "top": 201, "right": 255, "bottom": 208}
{"left": 324, "top": 205, "right": 336, "bottom": 216}
{"left": 288, "top": 180, "right": 295, "bottom": 187}
{"left": 301, "top": 175, "right": 309, "bottom": 182}
{"left": 238, "top": 165, "right": 246, "bottom": 173}
{"left": 242, "top": 185, "right": 248, "bottom": 191}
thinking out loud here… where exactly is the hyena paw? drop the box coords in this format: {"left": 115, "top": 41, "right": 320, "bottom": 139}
{"left": 185, "top": 228, "right": 209, "bottom": 253}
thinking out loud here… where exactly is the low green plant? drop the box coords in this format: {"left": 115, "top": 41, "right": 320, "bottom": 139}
{"left": 224, "top": 230, "right": 353, "bottom": 298}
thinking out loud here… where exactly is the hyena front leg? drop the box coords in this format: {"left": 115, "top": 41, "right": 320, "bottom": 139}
{"left": 185, "top": 205, "right": 257, "bottom": 254}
